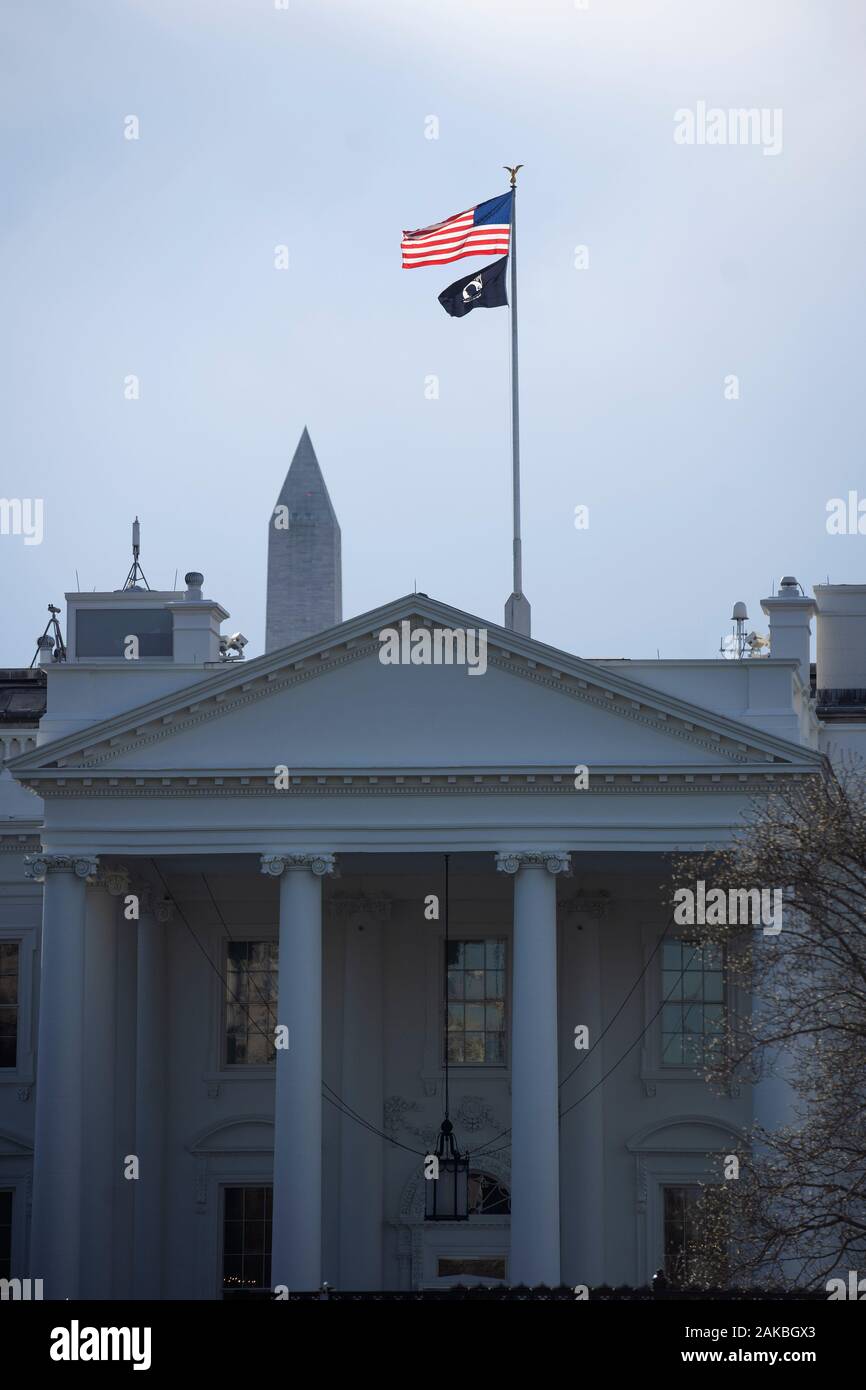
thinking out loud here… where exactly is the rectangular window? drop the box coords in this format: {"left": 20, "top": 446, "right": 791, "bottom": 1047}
{"left": 75, "top": 608, "right": 173, "bottom": 658}
{"left": 0, "top": 1190, "right": 12, "bottom": 1280}
{"left": 225, "top": 941, "right": 278, "bottom": 1065}
{"left": 661, "top": 940, "right": 724, "bottom": 1066}
{"left": 0, "top": 943, "right": 19, "bottom": 1069}
{"left": 222, "top": 1186, "right": 272, "bottom": 1299}
{"left": 445, "top": 939, "right": 506, "bottom": 1065}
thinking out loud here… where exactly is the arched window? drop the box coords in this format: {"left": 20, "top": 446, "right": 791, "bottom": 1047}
{"left": 467, "top": 1171, "right": 510, "bottom": 1216}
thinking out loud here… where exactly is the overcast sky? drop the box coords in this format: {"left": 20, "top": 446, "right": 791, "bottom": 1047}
{"left": 3, "top": 0, "right": 865, "bottom": 665}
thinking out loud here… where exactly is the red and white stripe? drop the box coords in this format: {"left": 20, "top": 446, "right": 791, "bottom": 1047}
{"left": 401, "top": 208, "right": 510, "bottom": 268}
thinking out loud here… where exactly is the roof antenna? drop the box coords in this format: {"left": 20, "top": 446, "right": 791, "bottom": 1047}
{"left": 122, "top": 516, "right": 151, "bottom": 591}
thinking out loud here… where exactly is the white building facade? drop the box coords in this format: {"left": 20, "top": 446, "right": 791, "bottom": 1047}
{"left": 1, "top": 442, "right": 863, "bottom": 1298}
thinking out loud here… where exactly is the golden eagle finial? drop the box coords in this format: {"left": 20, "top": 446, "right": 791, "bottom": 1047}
{"left": 503, "top": 164, "right": 524, "bottom": 188}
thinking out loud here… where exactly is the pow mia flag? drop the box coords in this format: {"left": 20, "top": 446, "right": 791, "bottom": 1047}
{"left": 437, "top": 255, "right": 508, "bottom": 318}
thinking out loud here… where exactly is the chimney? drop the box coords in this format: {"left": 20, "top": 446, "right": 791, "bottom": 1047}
{"left": 760, "top": 576, "right": 816, "bottom": 689}
{"left": 813, "top": 584, "right": 866, "bottom": 698}
{"left": 165, "top": 571, "right": 227, "bottom": 663}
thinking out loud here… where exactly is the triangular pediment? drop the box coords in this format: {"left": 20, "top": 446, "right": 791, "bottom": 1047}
{"left": 10, "top": 595, "right": 823, "bottom": 791}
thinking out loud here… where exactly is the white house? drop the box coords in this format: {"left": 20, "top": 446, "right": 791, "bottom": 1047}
{"left": 1, "top": 431, "right": 862, "bottom": 1298}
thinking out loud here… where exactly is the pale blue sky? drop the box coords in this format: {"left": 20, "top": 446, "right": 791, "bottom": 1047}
{"left": 3, "top": 0, "right": 865, "bottom": 664}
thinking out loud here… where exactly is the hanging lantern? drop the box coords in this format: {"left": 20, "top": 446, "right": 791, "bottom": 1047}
{"left": 425, "top": 1117, "right": 470, "bottom": 1221}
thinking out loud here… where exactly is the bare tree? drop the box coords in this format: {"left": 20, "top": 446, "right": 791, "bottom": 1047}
{"left": 672, "top": 762, "right": 866, "bottom": 1288}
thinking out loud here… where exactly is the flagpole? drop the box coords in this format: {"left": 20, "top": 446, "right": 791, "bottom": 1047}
{"left": 504, "top": 164, "right": 530, "bottom": 635}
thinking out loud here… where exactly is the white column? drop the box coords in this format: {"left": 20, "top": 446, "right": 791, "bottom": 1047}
{"left": 560, "top": 902, "right": 605, "bottom": 1287}
{"left": 261, "top": 852, "right": 335, "bottom": 1291}
{"left": 113, "top": 881, "right": 138, "bottom": 1299}
{"left": 337, "top": 900, "right": 387, "bottom": 1289}
{"left": 497, "top": 850, "right": 571, "bottom": 1287}
{"left": 133, "top": 889, "right": 171, "bottom": 1299}
{"left": 81, "top": 875, "right": 124, "bottom": 1298}
{"left": 24, "top": 852, "right": 99, "bottom": 1300}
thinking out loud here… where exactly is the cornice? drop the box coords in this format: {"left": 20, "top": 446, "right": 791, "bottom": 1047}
{"left": 25, "top": 766, "right": 818, "bottom": 798}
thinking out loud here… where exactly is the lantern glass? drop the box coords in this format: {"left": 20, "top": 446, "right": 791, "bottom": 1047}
{"left": 425, "top": 1130, "right": 470, "bottom": 1221}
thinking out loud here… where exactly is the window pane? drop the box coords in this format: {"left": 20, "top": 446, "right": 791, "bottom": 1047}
{"left": 485, "top": 1002, "right": 504, "bottom": 1030}
{"left": 681, "top": 971, "right": 702, "bottom": 1000}
{"left": 464, "top": 970, "right": 484, "bottom": 1000}
{"left": 485, "top": 941, "right": 505, "bottom": 969}
{"left": 485, "top": 1033, "right": 505, "bottom": 1063}
{"left": 463, "top": 943, "right": 484, "bottom": 968}
{"left": 464, "top": 1034, "right": 485, "bottom": 1062}
{"left": 683, "top": 1003, "right": 704, "bottom": 1033}
{"left": 662, "top": 970, "right": 681, "bottom": 999}
{"left": 662, "top": 1003, "right": 683, "bottom": 1032}
{"left": 446, "top": 971, "right": 463, "bottom": 1000}
{"left": 682, "top": 1034, "right": 702, "bottom": 1065}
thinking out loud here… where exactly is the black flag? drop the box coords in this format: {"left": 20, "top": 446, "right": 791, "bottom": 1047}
{"left": 438, "top": 256, "right": 508, "bottom": 318}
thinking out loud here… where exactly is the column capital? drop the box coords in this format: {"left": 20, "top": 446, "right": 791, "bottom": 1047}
{"left": 562, "top": 891, "right": 610, "bottom": 920}
{"left": 127, "top": 883, "right": 173, "bottom": 921}
{"left": 495, "top": 850, "right": 571, "bottom": 877}
{"left": 24, "top": 852, "right": 99, "bottom": 883}
{"left": 261, "top": 852, "right": 336, "bottom": 878}
{"left": 330, "top": 893, "right": 391, "bottom": 924}
{"left": 90, "top": 866, "right": 130, "bottom": 897}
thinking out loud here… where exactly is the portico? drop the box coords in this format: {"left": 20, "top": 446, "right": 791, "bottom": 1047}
{"left": 9, "top": 592, "right": 823, "bottom": 1297}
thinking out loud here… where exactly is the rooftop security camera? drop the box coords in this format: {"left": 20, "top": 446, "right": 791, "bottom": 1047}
{"left": 219, "top": 632, "right": 248, "bottom": 660}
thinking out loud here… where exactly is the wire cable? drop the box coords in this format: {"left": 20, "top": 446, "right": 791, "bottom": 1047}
{"left": 149, "top": 861, "right": 429, "bottom": 1158}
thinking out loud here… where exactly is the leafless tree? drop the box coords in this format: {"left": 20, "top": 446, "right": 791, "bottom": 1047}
{"left": 671, "top": 762, "right": 866, "bottom": 1288}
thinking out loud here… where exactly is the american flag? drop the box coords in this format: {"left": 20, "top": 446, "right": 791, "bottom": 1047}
{"left": 401, "top": 191, "right": 512, "bottom": 269}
